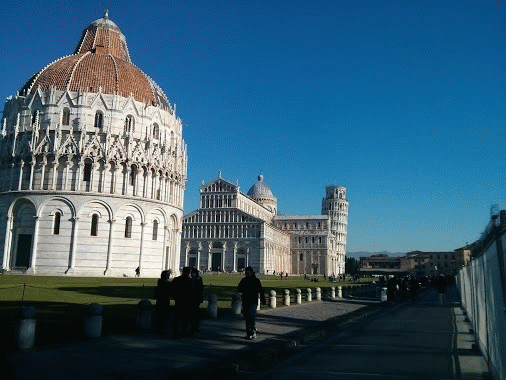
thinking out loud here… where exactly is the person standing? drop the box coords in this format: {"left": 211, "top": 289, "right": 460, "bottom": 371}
{"left": 237, "top": 266, "right": 266, "bottom": 340}
{"left": 189, "top": 268, "right": 204, "bottom": 336}
{"left": 154, "top": 270, "right": 171, "bottom": 334}
{"left": 171, "top": 267, "right": 192, "bottom": 338}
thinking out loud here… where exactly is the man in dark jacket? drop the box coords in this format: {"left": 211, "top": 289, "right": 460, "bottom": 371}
{"left": 171, "top": 267, "right": 192, "bottom": 338}
{"left": 237, "top": 266, "right": 266, "bottom": 340}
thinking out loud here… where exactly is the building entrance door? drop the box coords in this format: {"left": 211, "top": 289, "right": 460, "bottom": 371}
{"left": 15, "top": 234, "right": 32, "bottom": 268}
{"left": 211, "top": 252, "right": 222, "bottom": 271}
{"left": 237, "top": 257, "right": 246, "bottom": 272}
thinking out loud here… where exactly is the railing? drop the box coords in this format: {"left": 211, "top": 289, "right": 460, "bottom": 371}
{"left": 456, "top": 212, "right": 506, "bottom": 380}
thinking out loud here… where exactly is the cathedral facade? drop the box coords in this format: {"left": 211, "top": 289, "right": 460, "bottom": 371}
{"left": 180, "top": 173, "right": 348, "bottom": 276}
{"left": 0, "top": 12, "right": 187, "bottom": 277}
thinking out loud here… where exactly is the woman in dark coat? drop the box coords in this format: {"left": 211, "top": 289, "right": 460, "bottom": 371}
{"left": 154, "top": 270, "right": 172, "bottom": 334}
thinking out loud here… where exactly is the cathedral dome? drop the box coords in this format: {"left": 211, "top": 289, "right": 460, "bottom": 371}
{"left": 20, "top": 11, "right": 171, "bottom": 111}
{"left": 247, "top": 174, "right": 275, "bottom": 199}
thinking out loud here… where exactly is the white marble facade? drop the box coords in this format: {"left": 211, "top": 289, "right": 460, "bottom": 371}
{"left": 0, "top": 12, "right": 187, "bottom": 277}
{"left": 181, "top": 174, "right": 348, "bottom": 276}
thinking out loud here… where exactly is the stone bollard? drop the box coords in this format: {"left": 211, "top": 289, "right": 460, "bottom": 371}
{"left": 337, "top": 286, "right": 343, "bottom": 298}
{"left": 208, "top": 293, "right": 218, "bottom": 318}
{"left": 315, "top": 287, "right": 321, "bottom": 301}
{"left": 296, "top": 289, "right": 302, "bottom": 304}
{"left": 85, "top": 303, "right": 103, "bottom": 338}
{"left": 231, "top": 291, "right": 242, "bottom": 315}
{"left": 306, "top": 288, "right": 312, "bottom": 302}
{"left": 136, "top": 299, "right": 152, "bottom": 330}
{"left": 16, "top": 305, "right": 36, "bottom": 349}
{"left": 283, "top": 289, "right": 290, "bottom": 306}
{"left": 330, "top": 286, "right": 336, "bottom": 299}
{"left": 380, "top": 287, "right": 388, "bottom": 302}
{"left": 257, "top": 294, "right": 261, "bottom": 311}
{"left": 269, "top": 290, "right": 277, "bottom": 308}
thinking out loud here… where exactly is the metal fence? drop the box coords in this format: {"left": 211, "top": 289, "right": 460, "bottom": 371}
{"left": 456, "top": 212, "right": 506, "bottom": 380}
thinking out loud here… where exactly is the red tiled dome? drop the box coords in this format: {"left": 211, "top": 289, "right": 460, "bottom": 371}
{"left": 21, "top": 11, "right": 170, "bottom": 110}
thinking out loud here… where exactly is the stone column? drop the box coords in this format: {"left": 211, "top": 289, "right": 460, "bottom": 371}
{"left": 146, "top": 171, "right": 152, "bottom": 198}
{"left": 197, "top": 242, "right": 202, "bottom": 269}
{"left": 39, "top": 157, "right": 47, "bottom": 190}
{"left": 134, "top": 167, "right": 140, "bottom": 196}
{"left": 112, "top": 165, "right": 118, "bottom": 194}
{"left": 124, "top": 167, "right": 131, "bottom": 196}
{"left": 221, "top": 242, "right": 226, "bottom": 271}
{"left": 29, "top": 160, "right": 36, "bottom": 190}
{"left": 138, "top": 222, "right": 146, "bottom": 273}
{"left": 2, "top": 216, "right": 13, "bottom": 271}
{"left": 64, "top": 158, "right": 71, "bottom": 191}
{"left": 51, "top": 158, "right": 58, "bottom": 190}
{"left": 26, "top": 216, "right": 40, "bottom": 274}
{"left": 104, "top": 219, "right": 115, "bottom": 275}
{"left": 77, "top": 162, "right": 84, "bottom": 192}
{"left": 207, "top": 244, "right": 212, "bottom": 271}
{"left": 66, "top": 217, "right": 79, "bottom": 274}
{"left": 184, "top": 243, "right": 190, "bottom": 267}
{"left": 102, "top": 163, "right": 110, "bottom": 193}
{"left": 233, "top": 242, "right": 238, "bottom": 272}
{"left": 17, "top": 161, "right": 24, "bottom": 190}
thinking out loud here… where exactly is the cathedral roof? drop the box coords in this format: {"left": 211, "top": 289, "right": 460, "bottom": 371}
{"left": 20, "top": 11, "right": 171, "bottom": 111}
{"left": 247, "top": 174, "right": 275, "bottom": 200}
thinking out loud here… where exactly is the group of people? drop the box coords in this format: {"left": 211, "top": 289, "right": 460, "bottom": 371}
{"left": 154, "top": 267, "right": 204, "bottom": 338}
{"left": 155, "top": 265, "right": 267, "bottom": 341}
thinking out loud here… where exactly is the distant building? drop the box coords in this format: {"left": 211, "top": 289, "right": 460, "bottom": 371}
{"left": 359, "top": 248, "right": 472, "bottom": 277}
{"left": 180, "top": 173, "right": 348, "bottom": 275}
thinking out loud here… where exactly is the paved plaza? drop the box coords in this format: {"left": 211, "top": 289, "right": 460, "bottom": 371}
{"left": 5, "top": 286, "right": 489, "bottom": 380}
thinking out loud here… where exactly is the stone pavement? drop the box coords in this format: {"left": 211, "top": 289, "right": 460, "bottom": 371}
{"left": 5, "top": 298, "right": 378, "bottom": 380}
{"left": 5, "top": 286, "right": 490, "bottom": 380}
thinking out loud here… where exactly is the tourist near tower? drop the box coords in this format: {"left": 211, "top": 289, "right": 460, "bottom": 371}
{"left": 0, "top": 11, "right": 187, "bottom": 277}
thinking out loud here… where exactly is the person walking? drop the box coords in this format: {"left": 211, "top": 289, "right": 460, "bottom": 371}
{"left": 189, "top": 268, "right": 204, "bottom": 336}
{"left": 237, "top": 266, "right": 266, "bottom": 340}
{"left": 154, "top": 270, "right": 171, "bottom": 334}
{"left": 171, "top": 267, "right": 192, "bottom": 338}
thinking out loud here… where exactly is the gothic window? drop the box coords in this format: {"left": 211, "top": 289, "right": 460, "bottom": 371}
{"left": 125, "top": 217, "right": 132, "bottom": 238}
{"left": 152, "top": 123, "right": 159, "bottom": 139}
{"left": 31, "top": 110, "right": 39, "bottom": 125}
{"left": 91, "top": 214, "right": 99, "bottom": 236}
{"left": 53, "top": 212, "right": 61, "bottom": 235}
{"left": 152, "top": 220, "right": 158, "bottom": 240}
{"left": 300, "top": 253, "right": 304, "bottom": 261}
{"left": 124, "top": 115, "right": 134, "bottom": 134}
{"left": 130, "top": 166, "right": 136, "bottom": 186}
{"left": 83, "top": 163, "right": 92, "bottom": 182}
{"left": 94, "top": 111, "right": 104, "bottom": 129}
{"left": 62, "top": 107, "right": 70, "bottom": 126}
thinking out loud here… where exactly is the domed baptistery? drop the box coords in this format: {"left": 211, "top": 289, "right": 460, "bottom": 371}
{"left": 0, "top": 11, "right": 187, "bottom": 277}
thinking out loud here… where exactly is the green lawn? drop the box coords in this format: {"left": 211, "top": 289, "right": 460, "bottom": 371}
{"left": 0, "top": 273, "right": 373, "bottom": 351}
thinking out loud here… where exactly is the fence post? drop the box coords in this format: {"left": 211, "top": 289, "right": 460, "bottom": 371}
{"left": 136, "top": 299, "right": 152, "bottom": 330}
{"left": 296, "top": 288, "right": 302, "bottom": 304}
{"left": 84, "top": 303, "right": 103, "bottom": 338}
{"left": 306, "top": 288, "right": 312, "bottom": 302}
{"left": 330, "top": 286, "right": 336, "bottom": 299}
{"left": 269, "top": 290, "right": 277, "bottom": 308}
{"left": 16, "top": 305, "right": 36, "bottom": 349}
{"left": 315, "top": 287, "right": 321, "bottom": 301}
{"left": 283, "top": 289, "right": 290, "bottom": 306}
{"left": 381, "top": 287, "right": 388, "bottom": 303}
{"left": 208, "top": 293, "right": 218, "bottom": 318}
{"left": 231, "top": 291, "right": 242, "bottom": 315}
{"left": 337, "top": 286, "right": 343, "bottom": 298}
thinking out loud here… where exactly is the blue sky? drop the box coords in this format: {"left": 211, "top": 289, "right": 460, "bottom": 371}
{"left": 1, "top": 0, "right": 504, "bottom": 253}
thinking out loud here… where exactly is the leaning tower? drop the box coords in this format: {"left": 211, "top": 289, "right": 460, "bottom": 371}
{"left": 0, "top": 11, "right": 187, "bottom": 277}
{"left": 321, "top": 186, "right": 348, "bottom": 275}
